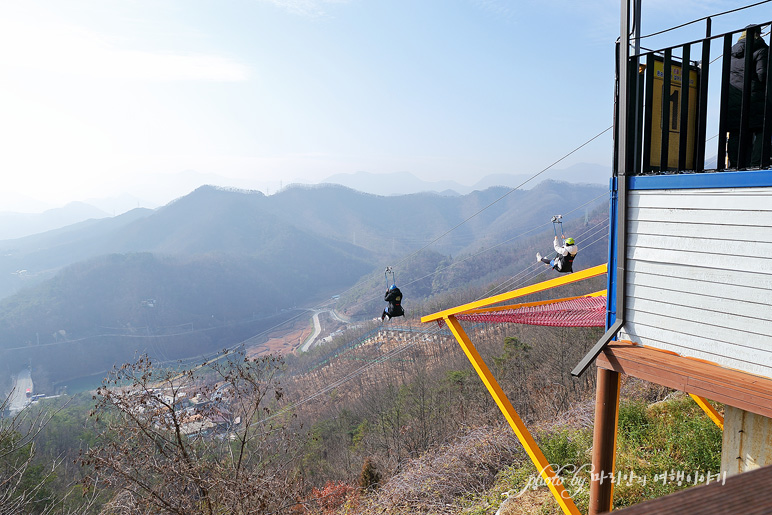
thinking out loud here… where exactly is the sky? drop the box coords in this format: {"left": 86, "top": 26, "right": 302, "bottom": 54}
{"left": 1, "top": 0, "right": 769, "bottom": 212}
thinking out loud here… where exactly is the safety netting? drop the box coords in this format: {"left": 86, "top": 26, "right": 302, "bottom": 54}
{"left": 454, "top": 296, "right": 606, "bottom": 327}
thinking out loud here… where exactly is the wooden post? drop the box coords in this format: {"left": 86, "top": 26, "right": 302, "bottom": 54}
{"left": 589, "top": 367, "right": 621, "bottom": 514}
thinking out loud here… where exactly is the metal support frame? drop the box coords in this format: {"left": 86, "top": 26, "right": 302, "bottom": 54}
{"left": 764, "top": 30, "right": 772, "bottom": 168}
{"left": 679, "top": 43, "right": 692, "bottom": 171}
{"left": 421, "top": 264, "right": 607, "bottom": 324}
{"left": 689, "top": 394, "right": 724, "bottom": 430}
{"left": 717, "top": 34, "right": 733, "bottom": 169}
{"left": 659, "top": 48, "right": 673, "bottom": 170}
{"left": 695, "top": 18, "right": 711, "bottom": 171}
{"left": 584, "top": 2, "right": 633, "bottom": 512}
{"left": 420, "top": 266, "right": 609, "bottom": 514}
{"left": 444, "top": 316, "right": 582, "bottom": 515}
{"left": 458, "top": 290, "right": 606, "bottom": 317}
{"left": 573, "top": 0, "right": 632, "bottom": 378}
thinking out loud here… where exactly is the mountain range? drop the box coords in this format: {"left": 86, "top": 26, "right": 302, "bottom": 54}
{"left": 0, "top": 165, "right": 611, "bottom": 241}
{"left": 0, "top": 180, "right": 608, "bottom": 386}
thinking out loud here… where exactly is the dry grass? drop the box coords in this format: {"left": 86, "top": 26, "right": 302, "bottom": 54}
{"left": 358, "top": 426, "right": 527, "bottom": 514}
{"left": 498, "top": 489, "right": 553, "bottom": 515}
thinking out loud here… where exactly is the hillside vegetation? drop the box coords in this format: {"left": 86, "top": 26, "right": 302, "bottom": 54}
{"left": 0, "top": 296, "right": 722, "bottom": 514}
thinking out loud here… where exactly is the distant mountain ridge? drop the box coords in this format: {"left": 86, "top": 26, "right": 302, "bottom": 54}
{"left": 0, "top": 181, "right": 607, "bottom": 301}
{"left": 0, "top": 165, "right": 611, "bottom": 240}
{"left": 321, "top": 163, "right": 610, "bottom": 196}
{"left": 0, "top": 202, "right": 111, "bottom": 240}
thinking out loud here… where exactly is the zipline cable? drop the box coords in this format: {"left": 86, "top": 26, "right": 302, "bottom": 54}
{"left": 481, "top": 219, "right": 610, "bottom": 298}
{"left": 160, "top": 125, "right": 615, "bottom": 359}
{"left": 637, "top": 0, "right": 772, "bottom": 40}
{"left": 58, "top": 127, "right": 616, "bottom": 371}
{"left": 389, "top": 126, "right": 613, "bottom": 271}
{"left": 288, "top": 224, "right": 613, "bottom": 412}
{"left": 394, "top": 192, "right": 609, "bottom": 294}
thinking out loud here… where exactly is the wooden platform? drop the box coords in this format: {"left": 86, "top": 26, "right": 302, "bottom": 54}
{"left": 613, "top": 464, "right": 772, "bottom": 514}
{"left": 596, "top": 341, "right": 772, "bottom": 419}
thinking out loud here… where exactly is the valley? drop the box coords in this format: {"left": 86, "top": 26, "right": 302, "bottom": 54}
{"left": 0, "top": 180, "right": 608, "bottom": 394}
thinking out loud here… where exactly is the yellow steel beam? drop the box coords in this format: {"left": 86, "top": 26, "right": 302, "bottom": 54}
{"left": 462, "top": 290, "right": 607, "bottom": 316}
{"left": 689, "top": 394, "right": 724, "bottom": 430}
{"left": 421, "top": 263, "right": 607, "bottom": 323}
{"left": 444, "top": 315, "right": 582, "bottom": 515}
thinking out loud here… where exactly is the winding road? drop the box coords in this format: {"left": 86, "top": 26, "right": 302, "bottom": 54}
{"left": 300, "top": 309, "right": 349, "bottom": 352}
{"left": 301, "top": 310, "right": 324, "bottom": 352}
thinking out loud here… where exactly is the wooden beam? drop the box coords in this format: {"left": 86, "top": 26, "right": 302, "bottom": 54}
{"left": 589, "top": 368, "right": 621, "bottom": 514}
{"left": 597, "top": 341, "right": 772, "bottom": 418}
{"left": 421, "top": 263, "right": 607, "bottom": 323}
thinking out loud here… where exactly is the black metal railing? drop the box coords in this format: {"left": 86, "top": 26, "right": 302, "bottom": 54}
{"left": 618, "top": 20, "right": 771, "bottom": 174}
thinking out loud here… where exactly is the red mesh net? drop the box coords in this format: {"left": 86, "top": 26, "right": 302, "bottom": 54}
{"left": 455, "top": 296, "right": 606, "bottom": 327}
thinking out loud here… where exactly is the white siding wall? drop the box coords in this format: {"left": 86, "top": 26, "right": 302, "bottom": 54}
{"left": 620, "top": 187, "right": 772, "bottom": 378}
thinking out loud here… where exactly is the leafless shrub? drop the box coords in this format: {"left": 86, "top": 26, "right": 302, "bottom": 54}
{"left": 82, "top": 351, "right": 305, "bottom": 514}
{"left": 536, "top": 398, "right": 595, "bottom": 433}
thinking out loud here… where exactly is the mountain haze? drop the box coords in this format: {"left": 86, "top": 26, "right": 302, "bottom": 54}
{"left": 0, "top": 202, "right": 110, "bottom": 240}
{"left": 0, "top": 181, "right": 607, "bottom": 385}
{"left": 321, "top": 163, "right": 610, "bottom": 196}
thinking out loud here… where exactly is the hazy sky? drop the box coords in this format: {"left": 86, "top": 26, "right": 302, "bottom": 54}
{"left": 1, "top": 0, "right": 768, "bottom": 210}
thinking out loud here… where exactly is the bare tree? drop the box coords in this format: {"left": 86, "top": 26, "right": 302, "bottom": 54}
{"left": 1, "top": 392, "right": 95, "bottom": 515}
{"left": 82, "top": 352, "right": 304, "bottom": 514}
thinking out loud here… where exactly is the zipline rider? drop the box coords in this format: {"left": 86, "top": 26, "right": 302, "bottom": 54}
{"left": 382, "top": 284, "right": 405, "bottom": 321}
{"left": 537, "top": 236, "right": 578, "bottom": 273}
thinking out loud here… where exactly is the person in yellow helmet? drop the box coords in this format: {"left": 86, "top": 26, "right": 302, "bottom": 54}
{"left": 537, "top": 236, "right": 578, "bottom": 273}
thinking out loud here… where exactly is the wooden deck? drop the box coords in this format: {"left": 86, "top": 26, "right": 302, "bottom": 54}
{"left": 596, "top": 341, "right": 772, "bottom": 419}
{"left": 613, "top": 464, "right": 772, "bottom": 514}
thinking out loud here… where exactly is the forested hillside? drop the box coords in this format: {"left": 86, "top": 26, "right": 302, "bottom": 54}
{"left": 0, "top": 181, "right": 605, "bottom": 300}
{"left": 0, "top": 180, "right": 606, "bottom": 389}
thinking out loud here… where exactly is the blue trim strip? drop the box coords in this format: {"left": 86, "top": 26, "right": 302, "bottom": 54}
{"left": 605, "top": 176, "right": 617, "bottom": 331}
{"left": 629, "top": 169, "right": 772, "bottom": 190}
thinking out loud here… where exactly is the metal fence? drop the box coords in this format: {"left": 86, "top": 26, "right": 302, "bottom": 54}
{"left": 618, "top": 20, "right": 771, "bottom": 174}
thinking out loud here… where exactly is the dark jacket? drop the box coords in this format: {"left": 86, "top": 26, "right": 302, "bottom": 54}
{"left": 555, "top": 252, "right": 576, "bottom": 273}
{"left": 384, "top": 287, "right": 404, "bottom": 317}
{"left": 728, "top": 33, "right": 769, "bottom": 130}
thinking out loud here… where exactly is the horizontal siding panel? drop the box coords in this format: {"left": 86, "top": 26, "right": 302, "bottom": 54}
{"left": 625, "top": 296, "right": 772, "bottom": 338}
{"left": 618, "top": 325, "right": 772, "bottom": 378}
{"left": 628, "top": 233, "right": 772, "bottom": 257}
{"left": 629, "top": 206, "right": 772, "bottom": 226}
{"left": 629, "top": 220, "right": 772, "bottom": 242}
{"left": 619, "top": 321, "right": 772, "bottom": 372}
{"left": 626, "top": 283, "right": 771, "bottom": 320}
{"left": 633, "top": 186, "right": 772, "bottom": 196}
{"left": 624, "top": 186, "right": 772, "bottom": 379}
{"left": 629, "top": 191, "right": 772, "bottom": 211}
{"left": 627, "top": 260, "right": 772, "bottom": 291}
{"left": 627, "top": 247, "right": 770, "bottom": 274}
{"left": 626, "top": 271, "right": 769, "bottom": 304}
